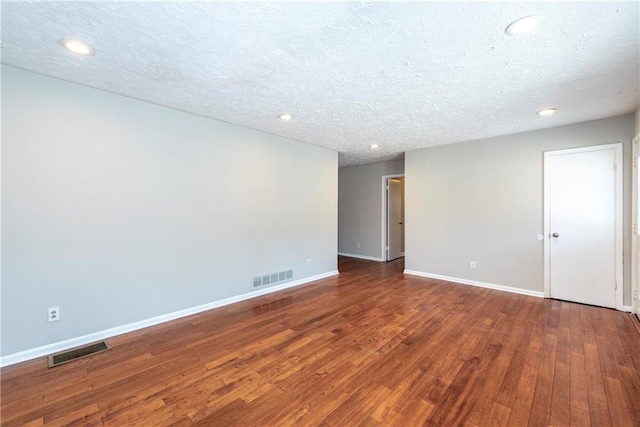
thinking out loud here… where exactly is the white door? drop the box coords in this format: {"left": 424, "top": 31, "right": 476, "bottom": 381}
{"left": 545, "top": 144, "right": 622, "bottom": 309}
{"left": 387, "top": 178, "right": 403, "bottom": 261}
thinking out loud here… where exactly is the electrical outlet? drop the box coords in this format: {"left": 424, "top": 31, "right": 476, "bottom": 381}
{"left": 48, "top": 307, "right": 60, "bottom": 322}
{"left": 307, "top": 259, "right": 312, "bottom": 267}
{"left": 356, "top": 242, "right": 360, "bottom": 249}
{"left": 470, "top": 261, "right": 476, "bottom": 270}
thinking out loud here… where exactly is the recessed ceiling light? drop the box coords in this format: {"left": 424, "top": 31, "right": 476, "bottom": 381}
{"left": 505, "top": 15, "right": 538, "bottom": 35}
{"left": 278, "top": 113, "right": 293, "bottom": 121}
{"left": 59, "top": 38, "right": 95, "bottom": 56}
{"left": 537, "top": 108, "right": 557, "bottom": 116}
{"left": 370, "top": 144, "right": 379, "bottom": 149}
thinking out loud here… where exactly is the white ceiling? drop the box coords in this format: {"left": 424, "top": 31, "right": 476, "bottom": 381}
{"left": 2, "top": 1, "right": 639, "bottom": 167}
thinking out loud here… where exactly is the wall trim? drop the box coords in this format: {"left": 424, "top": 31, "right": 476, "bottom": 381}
{"left": 622, "top": 305, "right": 633, "bottom": 313}
{"left": 337, "top": 252, "right": 385, "bottom": 262}
{"left": 403, "top": 270, "right": 545, "bottom": 298}
{"left": 0, "top": 270, "right": 339, "bottom": 368}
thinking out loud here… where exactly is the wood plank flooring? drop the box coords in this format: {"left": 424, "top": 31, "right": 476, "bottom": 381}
{"left": 2, "top": 256, "right": 639, "bottom": 426}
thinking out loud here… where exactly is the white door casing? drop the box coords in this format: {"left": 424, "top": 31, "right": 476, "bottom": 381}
{"left": 543, "top": 143, "right": 623, "bottom": 310}
{"left": 387, "top": 178, "right": 403, "bottom": 261}
{"left": 634, "top": 133, "right": 640, "bottom": 319}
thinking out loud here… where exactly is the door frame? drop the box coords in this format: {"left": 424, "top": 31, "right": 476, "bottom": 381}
{"left": 633, "top": 132, "right": 640, "bottom": 318}
{"left": 381, "top": 174, "right": 405, "bottom": 261}
{"left": 543, "top": 143, "right": 623, "bottom": 310}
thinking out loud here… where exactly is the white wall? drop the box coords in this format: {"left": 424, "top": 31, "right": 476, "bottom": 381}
{"left": 406, "top": 115, "right": 634, "bottom": 303}
{"left": 636, "top": 105, "right": 640, "bottom": 135}
{"left": 338, "top": 159, "right": 403, "bottom": 260}
{"left": 1, "top": 66, "right": 338, "bottom": 358}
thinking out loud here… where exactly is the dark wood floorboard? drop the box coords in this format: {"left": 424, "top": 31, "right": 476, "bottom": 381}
{"left": 1, "top": 256, "right": 639, "bottom": 426}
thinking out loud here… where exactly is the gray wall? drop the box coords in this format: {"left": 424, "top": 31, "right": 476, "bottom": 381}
{"left": 338, "top": 159, "right": 403, "bottom": 260}
{"left": 406, "top": 115, "right": 634, "bottom": 304}
{"left": 636, "top": 106, "right": 640, "bottom": 134}
{"left": 1, "top": 66, "right": 338, "bottom": 356}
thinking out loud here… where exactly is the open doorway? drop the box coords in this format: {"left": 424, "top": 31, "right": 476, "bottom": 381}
{"left": 383, "top": 175, "right": 405, "bottom": 261}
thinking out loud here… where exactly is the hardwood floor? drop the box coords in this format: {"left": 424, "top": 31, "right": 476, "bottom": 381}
{"left": 2, "top": 256, "right": 639, "bottom": 426}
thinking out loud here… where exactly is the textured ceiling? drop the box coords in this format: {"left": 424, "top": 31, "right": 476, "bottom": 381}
{"left": 2, "top": 1, "right": 639, "bottom": 167}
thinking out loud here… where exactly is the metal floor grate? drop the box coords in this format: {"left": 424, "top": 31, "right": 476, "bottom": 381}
{"left": 48, "top": 341, "right": 112, "bottom": 368}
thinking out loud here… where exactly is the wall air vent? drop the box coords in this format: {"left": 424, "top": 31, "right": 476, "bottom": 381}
{"left": 252, "top": 269, "right": 294, "bottom": 289}
{"left": 252, "top": 277, "right": 262, "bottom": 288}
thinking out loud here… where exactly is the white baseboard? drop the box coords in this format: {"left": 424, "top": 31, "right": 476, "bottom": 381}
{"left": 338, "top": 252, "right": 385, "bottom": 262}
{"left": 403, "top": 270, "right": 545, "bottom": 298}
{"left": 0, "top": 270, "right": 339, "bottom": 368}
{"left": 622, "top": 305, "right": 633, "bottom": 313}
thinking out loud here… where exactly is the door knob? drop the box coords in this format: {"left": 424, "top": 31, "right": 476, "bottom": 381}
{"left": 552, "top": 232, "right": 560, "bottom": 238}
